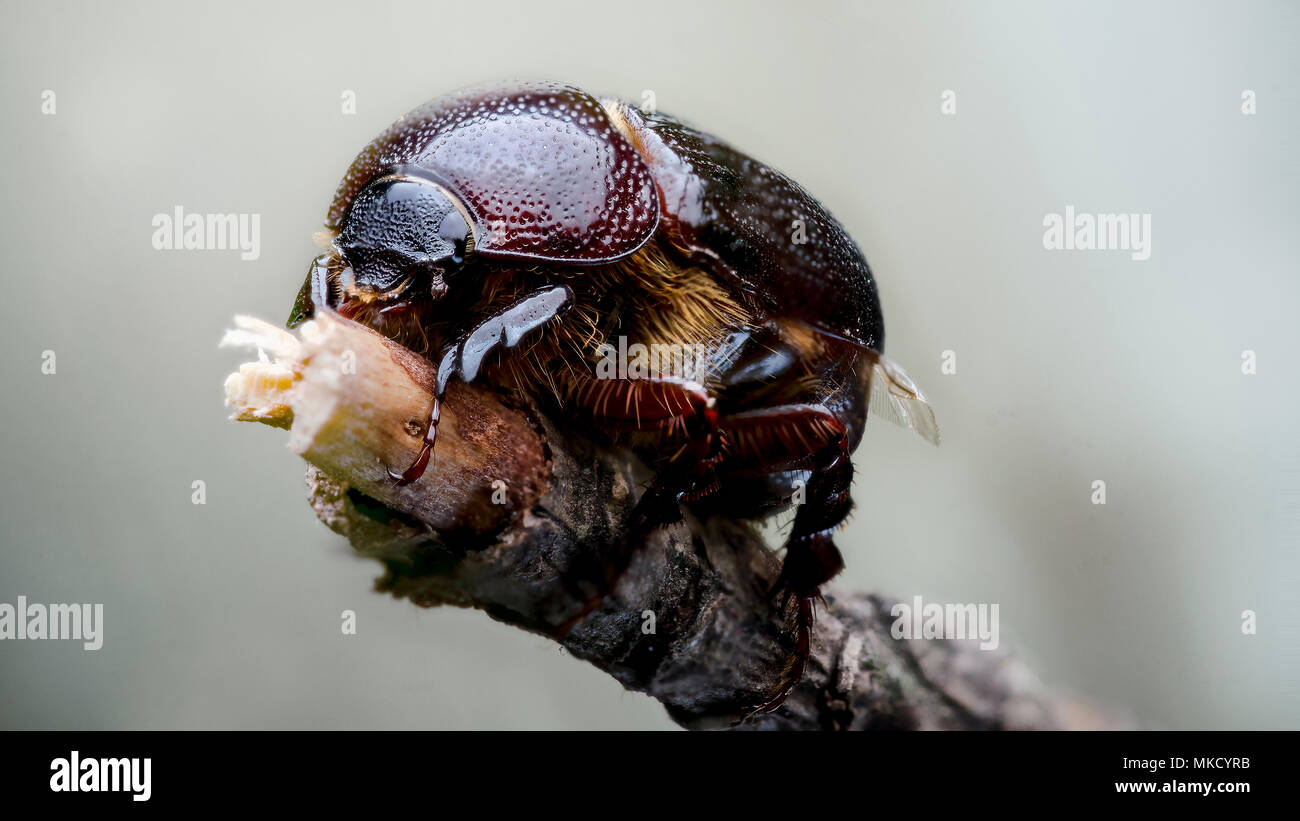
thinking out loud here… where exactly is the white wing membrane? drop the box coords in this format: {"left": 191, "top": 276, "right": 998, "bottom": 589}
{"left": 868, "top": 356, "right": 940, "bottom": 445}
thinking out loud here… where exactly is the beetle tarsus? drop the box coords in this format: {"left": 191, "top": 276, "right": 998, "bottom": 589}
{"left": 387, "top": 397, "right": 440, "bottom": 486}
{"left": 739, "top": 593, "right": 814, "bottom": 720}
{"left": 742, "top": 530, "right": 839, "bottom": 721}
{"left": 387, "top": 441, "right": 432, "bottom": 486}
{"left": 743, "top": 452, "right": 854, "bottom": 718}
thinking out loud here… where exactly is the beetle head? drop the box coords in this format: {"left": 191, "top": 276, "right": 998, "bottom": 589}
{"left": 334, "top": 173, "right": 471, "bottom": 303}
{"left": 287, "top": 174, "right": 473, "bottom": 330}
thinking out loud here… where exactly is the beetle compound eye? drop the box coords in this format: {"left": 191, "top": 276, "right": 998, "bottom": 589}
{"left": 437, "top": 209, "right": 472, "bottom": 267}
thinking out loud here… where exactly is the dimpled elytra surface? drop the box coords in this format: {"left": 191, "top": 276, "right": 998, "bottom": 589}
{"left": 621, "top": 106, "right": 884, "bottom": 351}
{"left": 328, "top": 82, "right": 660, "bottom": 263}
{"left": 338, "top": 183, "right": 459, "bottom": 260}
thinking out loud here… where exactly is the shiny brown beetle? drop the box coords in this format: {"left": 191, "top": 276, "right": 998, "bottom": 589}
{"left": 289, "top": 81, "right": 938, "bottom": 712}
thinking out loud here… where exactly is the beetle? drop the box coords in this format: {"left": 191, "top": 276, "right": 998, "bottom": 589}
{"left": 288, "top": 81, "right": 938, "bottom": 712}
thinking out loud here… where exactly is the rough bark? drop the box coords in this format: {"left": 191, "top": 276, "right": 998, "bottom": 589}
{"left": 224, "top": 312, "right": 1123, "bottom": 730}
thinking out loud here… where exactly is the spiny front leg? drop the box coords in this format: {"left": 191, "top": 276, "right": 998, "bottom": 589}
{"left": 435, "top": 285, "right": 574, "bottom": 396}
{"left": 387, "top": 285, "right": 574, "bottom": 485}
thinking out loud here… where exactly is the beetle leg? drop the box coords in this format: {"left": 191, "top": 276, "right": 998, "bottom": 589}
{"left": 573, "top": 371, "right": 718, "bottom": 446}
{"left": 386, "top": 285, "right": 574, "bottom": 486}
{"left": 716, "top": 326, "right": 802, "bottom": 395}
{"left": 548, "top": 371, "right": 722, "bottom": 637}
{"left": 702, "top": 401, "right": 854, "bottom": 717}
{"left": 759, "top": 452, "right": 853, "bottom": 706}
{"left": 435, "top": 285, "right": 574, "bottom": 397}
{"left": 719, "top": 452, "right": 853, "bottom": 719}
{"left": 718, "top": 403, "right": 848, "bottom": 473}
{"left": 287, "top": 253, "right": 337, "bottom": 328}
{"left": 386, "top": 400, "right": 439, "bottom": 486}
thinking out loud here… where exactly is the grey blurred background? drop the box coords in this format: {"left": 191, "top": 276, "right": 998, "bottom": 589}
{"left": 1, "top": 0, "right": 1296, "bottom": 730}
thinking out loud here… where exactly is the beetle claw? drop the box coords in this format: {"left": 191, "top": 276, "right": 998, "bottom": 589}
{"left": 738, "top": 592, "right": 814, "bottom": 719}
{"left": 387, "top": 442, "right": 432, "bottom": 486}
{"left": 386, "top": 396, "right": 440, "bottom": 486}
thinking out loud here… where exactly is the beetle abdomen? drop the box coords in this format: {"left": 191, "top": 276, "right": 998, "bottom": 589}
{"left": 328, "top": 82, "right": 660, "bottom": 264}
{"left": 605, "top": 102, "right": 884, "bottom": 352}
